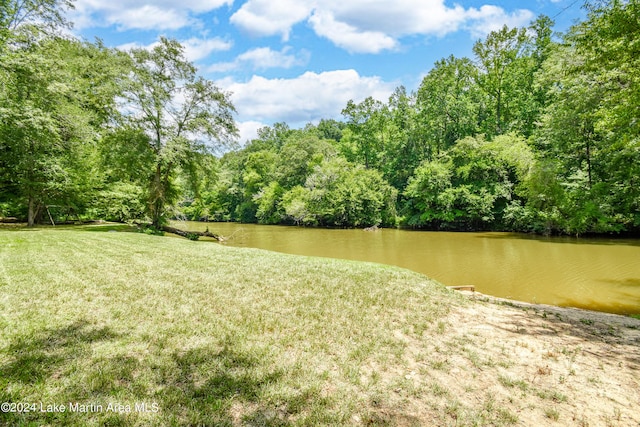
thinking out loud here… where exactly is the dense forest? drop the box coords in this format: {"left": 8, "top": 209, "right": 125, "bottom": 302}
{"left": 1, "top": 0, "right": 639, "bottom": 235}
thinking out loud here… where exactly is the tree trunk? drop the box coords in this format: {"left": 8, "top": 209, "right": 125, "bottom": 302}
{"left": 150, "top": 163, "right": 163, "bottom": 228}
{"left": 27, "top": 195, "right": 36, "bottom": 227}
{"left": 161, "top": 225, "right": 223, "bottom": 241}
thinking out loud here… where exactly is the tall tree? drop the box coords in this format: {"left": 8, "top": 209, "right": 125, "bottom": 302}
{"left": 531, "top": 1, "right": 640, "bottom": 233}
{"left": 122, "top": 37, "right": 237, "bottom": 227}
{"left": 416, "top": 55, "right": 479, "bottom": 156}
{"left": 576, "top": 0, "right": 640, "bottom": 231}
{"left": 341, "top": 97, "right": 388, "bottom": 169}
{"left": 0, "top": 33, "right": 121, "bottom": 225}
{"left": 473, "top": 25, "right": 528, "bottom": 136}
{"left": 1, "top": 0, "right": 74, "bottom": 50}
{"left": 575, "top": 0, "right": 640, "bottom": 140}
{"left": 383, "top": 86, "right": 422, "bottom": 190}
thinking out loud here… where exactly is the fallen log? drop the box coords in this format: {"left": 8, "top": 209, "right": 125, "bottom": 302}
{"left": 162, "top": 225, "right": 224, "bottom": 242}
{"left": 447, "top": 285, "right": 476, "bottom": 292}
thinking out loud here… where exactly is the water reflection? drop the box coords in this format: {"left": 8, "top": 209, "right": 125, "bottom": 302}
{"left": 174, "top": 221, "right": 640, "bottom": 315}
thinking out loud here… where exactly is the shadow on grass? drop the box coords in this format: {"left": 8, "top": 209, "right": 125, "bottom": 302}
{"left": 0, "top": 320, "right": 119, "bottom": 384}
{"left": 0, "top": 223, "right": 137, "bottom": 233}
{"left": 0, "top": 323, "right": 316, "bottom": 426}
{"left": 486, "top": 300, "right": 640, "bottom": 370}
{"left": 157, "top": 343, "right": 295, "bottom": 426}
{"left": 69, "top": 223, "right": 138, "bottom": 233}
{"left": 0, "top": 320, "right": 121, "bottom": 426}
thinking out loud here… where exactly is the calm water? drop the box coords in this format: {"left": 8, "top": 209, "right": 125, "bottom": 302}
{"left": 175, "top": 221, "right": 640, "bottom": 314}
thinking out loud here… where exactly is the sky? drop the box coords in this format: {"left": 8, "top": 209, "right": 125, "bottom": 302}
{"left": 66, "top": 0, "right": 587, "bottom": 144}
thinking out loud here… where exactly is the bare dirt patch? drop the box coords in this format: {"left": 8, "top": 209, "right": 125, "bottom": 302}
{"left": 370, "top": 293, "right": 640, "bottom": 426}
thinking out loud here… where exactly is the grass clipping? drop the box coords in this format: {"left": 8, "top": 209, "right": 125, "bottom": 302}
{"left": 0, "top": 226, "right": 639, "bottom": 426}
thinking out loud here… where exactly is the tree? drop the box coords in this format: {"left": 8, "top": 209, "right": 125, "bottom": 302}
{"left": 416, "top": 55, "right": 480, "bottom": 156}
{"left": 404, "top": 133, "right": 533, "bottom": 230}
{"left": 122, "top": 37, "right": 237, "bottom": 227}
{"left": 275, "top": 133, "right": 336, "bottom": 189}
{"left": 0, "top": 42, "right": 64, "bottom": 225}
{"left": 281, "top": 158, "right": 397, "bottom": 227}
{"left": 529, "top": 1, "right": 640, "bottom": 234}
{"left": 575, "top": 0, "right": 640, "bottom": 140}
{"left": 0, "top": 0, "right": 97, "bottom": 225}
{"left": 315, "top": 119, "right": 344, "bottom": 142}
{"left": 254, "top": 181, "right": 284, "bottom": 224}
{"left": 247, "top": 122, "right": 292, "bottom": 152}
{"left": 0, "top": 36, "right": 122, "bottom": 225}
{"left": 574, "top": 0, "right": 640, "bottom": 231}
{"left": 382, "top": 86, "right": 423, "bottom": 190}
{"left": 1, "top": 0, "right": 73, "bottom": 47}
{"left": 473, "top": 25, "right": 528, "bottom": 136}
{"left": 341, "top": 97, "right": 388, "bottom": 169}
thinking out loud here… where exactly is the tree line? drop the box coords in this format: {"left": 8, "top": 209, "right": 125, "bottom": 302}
{"left": 0, "top": 0, "right": 237, "bottom": 228}
{"left": 1, "top": 0, "right": 638, "bottom": 235}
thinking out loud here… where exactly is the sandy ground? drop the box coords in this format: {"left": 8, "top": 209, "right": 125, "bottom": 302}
{"left": 378, "top": 292, "right": 640, "bottom": 426}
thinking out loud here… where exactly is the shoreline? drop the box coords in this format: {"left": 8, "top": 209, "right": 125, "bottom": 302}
{"left": 453, "top": 287, "right": 640, "bottom": 334}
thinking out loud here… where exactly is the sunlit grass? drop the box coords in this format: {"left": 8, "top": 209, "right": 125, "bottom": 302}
{"left": 0, "top": 225, "right": 461, "bottom": 426}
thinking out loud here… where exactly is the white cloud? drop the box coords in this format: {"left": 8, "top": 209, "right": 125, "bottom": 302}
{"left": 239, "top": 46, "right": 309, "bottom": 69}
{"left": 229, "top": 0, "right": 535, "bottom": 53}
{"left": 308, "top": 10, "right": 397, "bottom": 54}
{"left": 208, "top": 46, "right": 309, "bottom": 72}
{"left": 221, "top": 70, "right": 395, "bottom": 126}
{"left": 236, "top": 120, "right": 267, "bottom": 144}
{"left": 465, "top": 5, "right": 535, "bottom": 38}
{"left": 182, "top": 37, "right": 233, "bottom": 62}
{"left": 229, "top": 0, "right": 313, "bottom": 40}
{"left": 70, "top": 0, "right": 233, "bottom": 31}
{"left": 323, "top": 0, "right": 468, "bottom": 37}
{"left": 111, "top": 5, "right": 191, "bottom": 31}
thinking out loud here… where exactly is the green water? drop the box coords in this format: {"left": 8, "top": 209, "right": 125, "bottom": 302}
{"left": 175, "top": 221, "right": 640, "bottom": 314}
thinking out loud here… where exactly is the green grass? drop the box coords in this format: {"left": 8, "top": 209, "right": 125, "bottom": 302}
{"left": 0, "top": 225, "right": 461, "bottom": 426}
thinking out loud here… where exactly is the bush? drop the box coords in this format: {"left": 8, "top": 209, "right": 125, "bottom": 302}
{"left": 92, "top": 182, "right": 145, "bottom": 222}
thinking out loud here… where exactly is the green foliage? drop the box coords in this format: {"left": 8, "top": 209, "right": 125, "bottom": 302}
{"left": 281, "top": 185, "right": 314, "bottom": 225}
{"left": 254, "top": 181, "right": 285, "bottom": 224}
{"left": 341, "top": 97, "right": 388, "bottom": 169}
{"left": 304, "top": 158, "right": 397, "bottom": 227}
{"left": 1, "top": 2, "right": 638, "bottom": 235}
{"left": 91, "top": 182, "right": 145, "bottom": 222}
{"left": 525, "top": 0, "right": 640, "bottom": 234}
{"left": 0, "top": 0, "right": 74, "bottom": 41}
{"left": 0, "top": 36, "right": 119, "bottom": 225}
{"left": 381, "top": 86, "right": 424, "bottom": 189}
{"left": 141, "top": 225, "right": 165, "bottom": 236}
{"left": 122, "top": 37, "right": 237, "bottom": 227}
{"left": 276, "top": 134, "right": 336, "bottom": 189}
{"left": 209, "top": 124, "right": 396, "bottom": 228}
{"left": 416, "top": 56, "right": 480, "bottom": 155}
{"left": 404, "top": 134, "right": 533, "bottom": 230}
{"left": 473, "top": 25, "right": 529, "bottom": 136}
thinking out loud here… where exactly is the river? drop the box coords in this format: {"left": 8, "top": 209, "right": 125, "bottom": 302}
{"left": 174, "top": 221, "right": 640, "bottom": 315}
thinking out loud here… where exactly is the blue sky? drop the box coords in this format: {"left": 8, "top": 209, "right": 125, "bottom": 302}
{"left": 67, "top": 0, "right": 586, "bottom": 143}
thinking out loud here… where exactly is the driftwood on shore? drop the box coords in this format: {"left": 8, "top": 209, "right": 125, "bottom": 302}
{"left": 161, "top": 225, "right": 224, "bottom": 241}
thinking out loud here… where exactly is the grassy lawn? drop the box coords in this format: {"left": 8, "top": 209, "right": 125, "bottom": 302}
{"left": 0, "top": 224, "right": 462, "bottom": 426}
